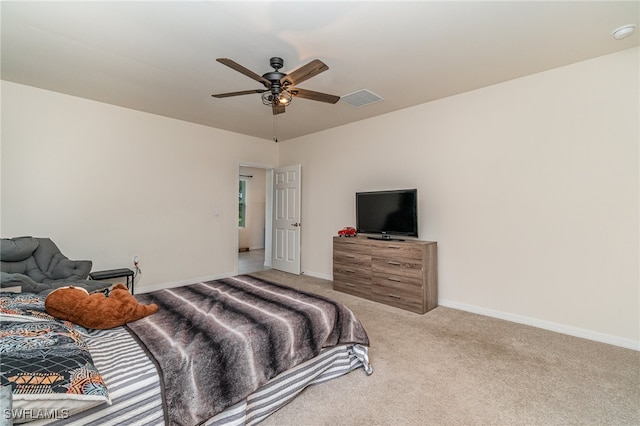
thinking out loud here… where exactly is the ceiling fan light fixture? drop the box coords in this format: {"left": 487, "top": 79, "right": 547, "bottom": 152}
{"left": 612, "top": 24, "right": 635, "bottom": 40}
{"left": 261, "top": 92, "right": 276, "bottom": 106}
{"left": 261, "top": 89, "right": 292, "bottom": 107}
{"left": 278, "top": 89, "right": 292, "bottom": 106}
{"left": 261, "top": 91, "right": 273, "bottom": 106}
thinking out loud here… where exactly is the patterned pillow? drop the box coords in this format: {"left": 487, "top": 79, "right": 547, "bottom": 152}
{"left": 0, "top": 292, "right": 90, "bottom": 335}
{"left": 0, "top": 320, "right": 111, "bottom": 423}
{"left": 0, "top": 292, "right": 110, "bottom": 422}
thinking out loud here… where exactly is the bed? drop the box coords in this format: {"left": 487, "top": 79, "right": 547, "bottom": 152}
{"left": 0, "top": 275, "right": 372, "bottom": 425}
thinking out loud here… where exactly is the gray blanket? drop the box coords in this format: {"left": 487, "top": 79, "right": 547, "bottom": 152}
{"left": 126, "top": 275, "right": 370, "bottom": 426}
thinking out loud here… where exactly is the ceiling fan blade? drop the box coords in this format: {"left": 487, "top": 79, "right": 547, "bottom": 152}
{"left": 281, "top": 59, "right": 328, "bottom": 86}
{"left": 291, "top": 88, "right": 340, "bottom": 104}
{"left": 272, "top": 104, "right": 286, "bottom": 115}
{"left": 216, "top": 58, "right": 271, "bottom": 87}
{"left": 212, "top": 89, "right": 265, "bottom": 98}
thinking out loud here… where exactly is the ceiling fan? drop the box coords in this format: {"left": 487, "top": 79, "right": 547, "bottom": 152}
{"left": 212, "top": 57, "right": 340, "bottom": 115}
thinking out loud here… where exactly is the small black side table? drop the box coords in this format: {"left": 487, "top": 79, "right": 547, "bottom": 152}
{"left": 89, "top": 268, "right": 135, "bottom": 294}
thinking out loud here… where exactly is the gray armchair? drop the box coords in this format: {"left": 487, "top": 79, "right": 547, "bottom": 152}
{"left": 1, "top": 236, "right": 109, "bottom": 294}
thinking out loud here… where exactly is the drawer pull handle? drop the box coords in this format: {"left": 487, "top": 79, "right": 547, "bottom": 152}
{"left": 388, "top": 294, "right": 401, "bottom": 299}
{"left": 345, "top": 283, "right": 356, "bottom": 287}
{"left": 387, "top": 261, "right": 401, "bottom": 266}
{"left": 387, "top": 245, "right": 401, "bottom": 249}
{"left": 387, "top": 277, "right": 401, "bottom": 282}
{"left": 346, "top": 255, "right": 356, "bottom": 258}
{"left": 345, "top": 269, "right": 356, "bottom": 273}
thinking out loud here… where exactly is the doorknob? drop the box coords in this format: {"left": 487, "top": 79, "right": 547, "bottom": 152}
{"left": 291, "top": 222, "right": 301, "bottom": 227}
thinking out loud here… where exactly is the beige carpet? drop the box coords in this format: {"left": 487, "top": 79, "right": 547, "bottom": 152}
{"left": 249, "top": 270, "right": 639, "bottom": 426}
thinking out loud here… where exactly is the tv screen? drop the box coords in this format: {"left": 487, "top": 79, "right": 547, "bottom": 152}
{"left": 356, "top": 189, "right": 418, "bottom": 238}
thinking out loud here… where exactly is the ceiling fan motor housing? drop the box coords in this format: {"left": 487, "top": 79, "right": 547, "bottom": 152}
{"left": 270, "top": 57, "right": 284, "bottom": 70}
{"left": 262, "top": 57, "right": 287, "bottom": 88}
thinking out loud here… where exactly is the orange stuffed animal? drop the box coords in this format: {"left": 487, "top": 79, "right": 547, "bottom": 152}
{"left": 45, "top": 283, "right": 158, "bottom": 329}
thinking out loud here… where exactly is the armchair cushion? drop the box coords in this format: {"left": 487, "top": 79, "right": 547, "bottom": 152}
{"left": 0, "top": 237, "right": 39, "bottom": 262}
{"left": 48, "top": 258, "right": 92, "bottom": 282}
{"left": 0, "top": 272, "right": 39, "bottom": 291}
{"left": 1, "top": 237, "right": 107, "bottom": 294}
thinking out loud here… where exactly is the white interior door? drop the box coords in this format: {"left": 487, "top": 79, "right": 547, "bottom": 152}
{"left": 272, "top": 164, "right": 301, "bottom": 274}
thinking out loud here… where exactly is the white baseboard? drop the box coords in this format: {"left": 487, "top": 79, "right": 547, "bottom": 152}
{"left": 137, "top": 272, "right": 235, "bottom": 294}
{"left": 302, "top": 270, "right": 332, "bottom": 281}
{"left": 439, "top": 299, "right": 640, "bottom": 352}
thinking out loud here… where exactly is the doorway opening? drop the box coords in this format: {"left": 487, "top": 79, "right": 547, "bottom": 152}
{"left": 238, "top": 165, "right": 272, "bottom": 274}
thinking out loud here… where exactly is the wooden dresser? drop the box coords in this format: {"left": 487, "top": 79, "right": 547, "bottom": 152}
{"left": 333, "top": 236, "right": 437, "bottom": 314}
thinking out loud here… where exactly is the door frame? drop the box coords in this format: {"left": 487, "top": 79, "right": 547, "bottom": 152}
{"left": 236, "top": 162, "right": 274, "bottom": 275}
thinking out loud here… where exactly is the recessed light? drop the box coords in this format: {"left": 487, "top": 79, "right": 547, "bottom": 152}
{"left": 612, "top": 24, "right": 636, "bottom": 40}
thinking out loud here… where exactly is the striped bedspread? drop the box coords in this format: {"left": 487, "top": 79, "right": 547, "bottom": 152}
{"left": 126, "top": 275, "right": 371, "bottom": 426}
{"left": 42, "top": 327, "right": 164, "bottom": 426}
{"left": 42, "top": 328, "right": 370, "bottom": 426}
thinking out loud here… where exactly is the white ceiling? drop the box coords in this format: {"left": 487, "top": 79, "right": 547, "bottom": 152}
{"left": 2, "top": 1, "right": 638, "bottom": 142}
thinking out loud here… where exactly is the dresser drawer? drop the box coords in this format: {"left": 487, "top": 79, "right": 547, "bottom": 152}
{"left": 371, "top": 257, "right": 423, "bottom": 284}
{"left": 371, "top": 241, "right": 424, "bottom": 260}
{"left": 333, "top": 278, "right": 371, "bottom": 299}
{"left": 334, "top": 238, "right": 371, "bottom": 256}
{"left": 333, "top": 259, "right": 370, "bottom": 280}
{"left": 371, "top": 280, "right": 424, "bottom": 313}
{"left": 334, "top": 250, "right": 371, "bottom": 268}
{"left": 333, "top": 264, "right": 371, "bottom": 299}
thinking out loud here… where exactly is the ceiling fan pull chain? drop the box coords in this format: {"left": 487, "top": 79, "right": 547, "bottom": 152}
{"left": 273, "top": 114, "right": 278, "bottom": 143}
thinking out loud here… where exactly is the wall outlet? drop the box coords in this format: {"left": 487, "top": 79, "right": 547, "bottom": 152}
{"left": 133, "top": 256, "right": 139, "bottom": 266}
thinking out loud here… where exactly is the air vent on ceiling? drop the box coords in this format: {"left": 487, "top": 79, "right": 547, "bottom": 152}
{"left": 340, "top": 89, "right": 384, "bottom": 108}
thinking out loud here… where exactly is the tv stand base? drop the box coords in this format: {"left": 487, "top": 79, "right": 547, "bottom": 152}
{"left": 366, "top": 236, "right": 405, "bottom": 242}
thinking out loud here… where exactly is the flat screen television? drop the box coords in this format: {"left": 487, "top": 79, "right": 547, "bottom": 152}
{"left": 356, "top": 189, "right": 418, "bottom": 240}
